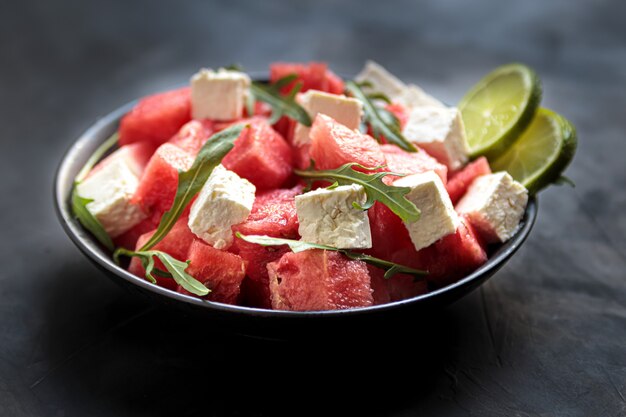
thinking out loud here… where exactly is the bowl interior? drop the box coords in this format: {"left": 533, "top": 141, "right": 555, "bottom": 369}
{"left": 54, "top": 93, "right": 538, "bottom": 328}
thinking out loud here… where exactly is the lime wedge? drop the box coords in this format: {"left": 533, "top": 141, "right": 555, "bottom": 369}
{"left": 459, "top": 63, "right": 542, "bottom": 160}
{"left": 491, "top": 108, "right": 577, "bottom": 195}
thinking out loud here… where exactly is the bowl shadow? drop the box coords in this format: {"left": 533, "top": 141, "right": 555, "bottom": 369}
{"left": 31, "top": 260, "right": 471, "bottom": 417}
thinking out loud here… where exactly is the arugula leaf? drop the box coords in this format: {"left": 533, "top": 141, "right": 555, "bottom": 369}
{"left": 235, "top": 233, "right": 427, "bottom": 280}
{"left": 114, "top": 248, "right": 210, "bottom": 296}
{"left": 554, "top": 175, "right": 576, "bottom": 188}
{"left": 140, "top": 124, "right": 244, "bottom": 251}
{"left": 250, "top": 75, "right": 312, "bottom": 126}
{"left": 71, "top": 191, "right": 115, "bottom": 251}
{"left": 294, "top": 163, "right": 420, "bottom": 223}
{"left": 71, "top": 132, "right": 120, "bottom": 251}
{"left": 346, "top": 80, "right": 417, "bottom": 152}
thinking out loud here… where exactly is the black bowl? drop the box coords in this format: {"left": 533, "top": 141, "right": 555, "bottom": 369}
{"left": 54, "top": 95, "right": 537, "bottom": 340}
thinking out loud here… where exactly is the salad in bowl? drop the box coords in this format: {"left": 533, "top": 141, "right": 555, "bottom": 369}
{"left": 64, "top": 61, "right": 576, "bottom": 312}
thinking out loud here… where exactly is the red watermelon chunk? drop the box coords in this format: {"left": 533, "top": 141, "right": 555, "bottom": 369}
{"left": 368, "top": 202, "right": 487, "bottom": 287}
{"left": 267, "top": 250, "right": 374, "bottom": 311}
{"left": 177, "top": 240, "right": 247, "bottom": 304}
{"left": 132, "top": 143, "right": 194, "bottom": 217}
{"left": 386, "top": 103, "right": 409, "bottom": 129}
{"left": 244, "top": 101, "right": 272, "bottom": 118}
{"left": 89, "top": 142, "right": 155, "bottom": 179}
{"left": 270, "top": 62, "right": 344, "bottom": 95}
{"left": 119, "top": 87, "right": 191, "bottom": 147}
{"left": 231, "top": 185, "right": 303, "bottom": 308}
{"left": 219, "top": 118, "right": 293, "bottom": 190}
{"left": 446, "top": 157, "right": 491, "bottom": 204}
{"left": 168, "top": 119, "right": 214, "bottom": 156}
{"left": 381, "top": 144, "right": 448, "bottom": 185}
{"left": 113, "top": 213, "right": 160, "bottom": 250}
{"left": 368, "top": 266, "right": 428, "bottom": 305}
{"left": 271, "top": 116, "right": 296, "bottom": 144}
{"left": 367, "top": 201, "right": 414, "bottom": 261}
{"left": 127, "top": 215, "right": 196, "bottom": 290}
{"left": 309, "top": 114, "right": 385, "bottom": 171}
{"left": 391, "top": 216, "right": 488, "bottom": 287}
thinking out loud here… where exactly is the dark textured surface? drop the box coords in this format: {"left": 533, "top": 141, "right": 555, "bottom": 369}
{"left": 1, "top": 0, "right": 625, "bottom": 416}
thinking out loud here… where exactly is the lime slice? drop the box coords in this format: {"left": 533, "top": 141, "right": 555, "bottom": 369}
{"left": 491, "top": 108, "right": 577, "bottom": 195}
{"left": 459, "top": 63, "right": 542, "bottom": 160}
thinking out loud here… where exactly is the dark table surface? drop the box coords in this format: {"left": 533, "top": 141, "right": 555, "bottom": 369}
{"left": 2, "top": 0, "right": 625, "bottom": 416}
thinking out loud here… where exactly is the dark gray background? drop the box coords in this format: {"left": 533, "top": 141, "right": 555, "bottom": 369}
{"left": 1, "top": 0, "right": 625, "bottom": 416}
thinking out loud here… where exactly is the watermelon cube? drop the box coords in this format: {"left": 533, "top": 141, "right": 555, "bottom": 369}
{"left": 168, "top": 119, "right": 214, "bottom": 157}
{"left": 113, "top": 213, "right": 160, "bottom": 250}
{"left": 309, "top": 114, "right": 385, "bottom": 171}
{"left": 132, "top": 143, "right": 194, "bottom": 217}
{"left": 220, "top": 118, "right": 293, "bottom": 190}
{"left": 270, "top": 62, "right": 344, "bottom": 95}
{"left": 89, "top": 142, "right": 155, "bottom": 179}
{"left": 231, "top": 185, "right": 303, "bottom": 308}
{"left": 178, "top": 240, "right": 247, "bottom": 304}
{"left": 368, "top": 266, "right": 428, "bottom": 305}
{"left": 446, "top": 156, "right": 491, "bottom": 204}
{"left": 267, "top": 249, "right": 374, "bottom": 311}
{"left": 385, "top": 103, "right": 409, "bottom": 129}
{"left": 391, "top": 216, "right": 488, "bottom": 287}
{"left": 380, "top": 144, "right": 448, "bottom": 185}
{"left": 119, "top": 87, "right": 191, "bottom": 147}
{"left": 127, "top": 215, "right": 197, "bottom": 290}
{"left": 368, "top": 202, "right": 487, "bottom": 288}
{"left": 367, "top": 201, "right": 414, "bottom": 261}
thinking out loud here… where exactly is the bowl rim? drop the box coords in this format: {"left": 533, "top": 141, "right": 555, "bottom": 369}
{"left": 54, "top": 89, "right": 538, "bottom": 319}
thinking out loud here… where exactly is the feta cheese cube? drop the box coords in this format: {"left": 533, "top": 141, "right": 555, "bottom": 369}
{"left": 402, "top": 106, "right": 470, "bottom": 170}
{"left": 456, "top": 172, "right": 528, "bottom": 243}
{"left": 355, "top": 61, "right": 443, "bottom": 109}
{"left": 76, "top": 157, "right": 146, "bottom": 238}
{"left": 296, "top": 184, "right": 372, "bottom": 249}
{"left": 293, "top": 90, "right": 363, "bottom": 146}
{"left": 397, "top": 84, "right": 445, "bottom": 109}
{"left": 191, "top": 68, "right": 250, "bottom": 121}
{"left": 355, "top": 60, "right": 407, "bottom": 99}
{"left": 393, "top": 171, "right": 459, "bottom": 251}
{"left": 188, "top": 165, "right": 256, "bottom": 249}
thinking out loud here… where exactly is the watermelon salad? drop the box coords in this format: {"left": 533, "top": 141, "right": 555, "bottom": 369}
{"left": 72, "top": 61, "right": 536, "bottom": 311}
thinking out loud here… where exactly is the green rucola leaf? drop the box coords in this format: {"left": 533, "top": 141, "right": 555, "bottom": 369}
{"left": 71, "top": 190, "right": 115, "bottom": 251}
{"left": 251, "top": 75, "right": 312, "bottom": 126}
{"left": 554, "top": 175, "right": 575, "bottom": 188}
{"left": 345, "top": 80, "right": 417, "bottom": 152}
{"left": 71, "top": 132, "right": 119, "bottom": 251}
{"left": 294, "top": 163, "right": 420, "bottom": 223}
{"left": 140, "top": 124, "right": 244, "bottom": 251}
{"left": 366, "top": 92, "right": 392, "bottom": 104}
{"left": 155, "top": 252, "right": 209, "bottom": 296}
{"left": 235, "top": 232, "right": 336, "bottom": 253}
{"left": 235, "top": 233, "right": 427, "bottom": 280}
{"left": 114, "top": 248, "right": 210, "bottom": 296}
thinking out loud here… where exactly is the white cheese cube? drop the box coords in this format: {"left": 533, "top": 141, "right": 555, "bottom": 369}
{"left": 296, "top": 184, "right": 372, "bottom": 249}
{"left": 355, "top": 60, "right": 407, "bottom": 99}
{"left": 393, "top": 171, "right": 459, "bottom": 251}
{"left": 402, "top": 106, "right": 469, "bottom": 170}
{"left": 76, "top": 157, "right": 146, "bottom": 238}
{"left": 293, "top": 90, "right": 363, "bottom": 146}
{"left": 188, "top": 165, "right": 256, "bottom": 249}
{"left": 191, "top": 68, "right": 250, "bottom": 121}
{"left": 355, "top": 61, "right": 443, "bottom": 110}
{"left": 397, "top": 84, "right": 445, "bottom": 109}
{"left": 456, "top": 172, "right": 528, "bottom": 243}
